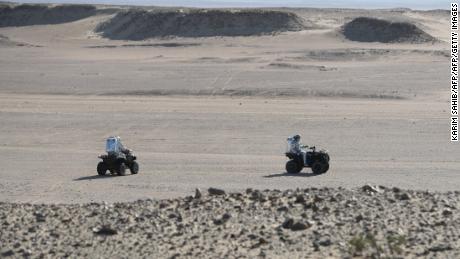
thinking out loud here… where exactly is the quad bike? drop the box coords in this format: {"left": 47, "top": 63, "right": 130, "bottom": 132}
{"left": 285, "top": 139, "right": 330, "bottom": 174}
{"left": 97, "top": 136, "right": 139, "bottom": 176}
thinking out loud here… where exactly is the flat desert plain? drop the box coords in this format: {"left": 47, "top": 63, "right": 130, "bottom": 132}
{"left": 0, "top": 5, "right": 457, "bottom": 203}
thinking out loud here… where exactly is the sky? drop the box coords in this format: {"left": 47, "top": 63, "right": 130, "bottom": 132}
{"left": 13, "top": 0, "right": 451, "bottom": 10}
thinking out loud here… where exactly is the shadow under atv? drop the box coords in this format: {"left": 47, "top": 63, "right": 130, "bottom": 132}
{"left": 263, "top": 172, "right": 321, "bottom": 178}
{"left": 74, "top": 174, "right": 134, "bottom": 181}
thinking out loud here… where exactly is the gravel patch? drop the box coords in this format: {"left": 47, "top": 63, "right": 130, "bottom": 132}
{"left": 1, "top": 185, "right": 459, "bottom": 258}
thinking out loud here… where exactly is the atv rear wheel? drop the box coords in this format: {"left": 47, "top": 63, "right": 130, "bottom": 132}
{"left": 311, "top": 159, "right": 329, "bottom": 174}
{"left": 324, "top": 153, "right": 330, "bottom": 163}
{"left": 130, "top": 161, "right": 139, "bottom": 174}
{"left": 97, "top": 162, "right": 107, "bottom": 176}
{"left": 286, "top": 160, "right": 301, "bottom": 174}
{"left": 117, "top": 163, "right": 126, "bottom": 176}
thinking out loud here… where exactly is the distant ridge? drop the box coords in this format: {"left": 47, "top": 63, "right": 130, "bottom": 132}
{"left": 342, "top": 17, "right": 436, "bottom": 43}
{"left": 95, "top": 9, "right": 308, "bottom": 40}
{"left": 0, "top": 4, "right": 97, "bottom": 27}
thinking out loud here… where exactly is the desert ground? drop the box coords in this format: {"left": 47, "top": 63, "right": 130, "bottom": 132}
{"left": 0, "top": 4, "right": 456, "bottom": 203}
{"left": 0, "top": 4, "right": 459, "bottom": 257}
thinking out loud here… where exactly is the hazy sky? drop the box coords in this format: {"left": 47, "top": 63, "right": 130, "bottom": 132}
{"left": 14, "top": 0, "right": 451, "bottom": 10}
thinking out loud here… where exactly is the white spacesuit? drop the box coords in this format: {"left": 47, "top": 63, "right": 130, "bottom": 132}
{"left": 287, "top": 134, "right": 307, "bottom": 164}
{"left": 105, "top": 136, "right": 130, "bottom": 155}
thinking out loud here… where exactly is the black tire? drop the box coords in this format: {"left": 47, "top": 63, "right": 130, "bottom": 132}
{"left": 286, "top": 160, "right": 301, "bottom": 174}
{"left": 117, "top": 163, "right": 126, "bottom": 176}
{"left": 130, "top": 161, "right": 139, "bottom": 174}
{"left": 97, "top": 162, "right": 107, "bottom": 176}
{"left": 324, "top": 153, "right": 330, "bottom": 163}
{"left": 311, "top": 159, "right": 329, "bottom": 174}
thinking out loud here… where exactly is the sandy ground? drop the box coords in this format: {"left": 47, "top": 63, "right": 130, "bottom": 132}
{"left": 0, "top": 8, "right": 458, "bottom": 204}
{"left": 0, "top": 94, "right": 457, "bottom": 203}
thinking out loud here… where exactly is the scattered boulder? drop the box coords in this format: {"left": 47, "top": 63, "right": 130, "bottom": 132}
{"left": 361, "top": 184, "right": 382, "bottom": 194}
{"left": 1, "top": 187, "right": 459, "bottom": 257}
{"left": 277, "top": 206, "right": 289, "bottom": 212}
{"left": 92, "top": 225, "right": 118, "bottom": 236}
{"left": 295, "top": 195, "right": 306, "bottom": 203}
{"left": 315, "top": 238, "right": 332, "bottom": 247}
{"left": 34, "top": 211, "right": 46, "bottom": 222}
{"left": 282, "top": 218, "right": 294, "bottom": 229}
{"left": 442, "top": 209, "right": 453, "bottom": 217}
{"left": 396, "top": 192, "right": 411, "bottom": 201}
{"left": 1, "top": 249, "right": 14, "bottom": 257}
{"left": 208, "top": 187, "right": 226, "bottom": 196}
{"left": 194, "top": 188, "right": 202, "bottom": 199}
{"left": 281, "top": 218, "right": 311, "bottom": 231}
{"left": 291, "top": 221, "right": 310, "bottom": 231}
{"left": 213, "top": 213, "right": 232, "bottom": 225}
{"left": 428, "top": 244, "right": 452, "bottom": 252}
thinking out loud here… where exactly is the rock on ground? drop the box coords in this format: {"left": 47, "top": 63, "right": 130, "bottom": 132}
{"left": 0, "top": 186, "right": 459, "bottom": 258}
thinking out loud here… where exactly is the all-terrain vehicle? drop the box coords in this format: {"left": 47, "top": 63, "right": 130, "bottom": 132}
{"left": 285, "top": 136, "right": 330, "bottom": 174}
{"left": 97, "top": 136, "right": 139, "bottom": 176}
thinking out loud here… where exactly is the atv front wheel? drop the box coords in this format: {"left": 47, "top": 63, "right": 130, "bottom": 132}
{"left": 117, "top": 163, "right": 126, "bottom": 176}
{"left": 130, "top": 161, "right": 139, "bottom": 174}
{"left": 97, "top": 162, "right": 107, "bottom": 176}
{"left": 311, "top": 159, "right": 329, "bottom": 174}
{"left": 286, "top": 160, "right": 301, "bottom": 174}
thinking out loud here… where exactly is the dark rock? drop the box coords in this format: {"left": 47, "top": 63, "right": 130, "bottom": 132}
{"left": 208, "top": 188, "right": 226, "bottom": 196}
{"left": 248, "top": 190, "right": 267, "bottom": 202}
{"left": 282, "top": 218, "right": 294, "bottom": 229}
{"left": 194, "top": 188, "right": 202, "bottom": 199}
{"left": 1, "top": 249, "right": 14, "bottom": 257}
{"left": 22, "top": 250, "right": 32, "bottom": 256}
{"left": 213, "top": 219, "right": 224, "bottom": 225}
{"left": 392, "top": 187, "right": 401, "bottom": 193}
{"left": 295, "top": 195, "right": 306, "bottom": 203}
{"left": 34, "top": 212, "right": 46, "bottom": 222}
{"left": 442, "top": 209, "right": 453, "bottom": 217}
{"left": 213, "top": 213, "right": 231, "bottom": 225}
{"left": 159, "top": 203, "right": 169, "bottom": 209}
{"left": 248, "top": 234, "right": 258, "bottom": 240}
{"left": 361, "top": 184, "right": 381, "bottom": 194}
{"left": 222, "top": 213, "right": 231, "bottom": 221}
{"left": 277, "top": 206, "right": 288, "bottom": 212}
{"left": 233, "top": 205, "right": 242, "bottom": 211}
{"left": 93, "top": 225, "right": 118, "bottom": 235}
{"left": 434, "top": 220, "right": 447, "bottom": 227}
{"left": 251, "top": 237, "right": 268, "bottom": 249}
{"left": 313, "top": 195, "right": 324, "bottom": 203}
{"left": 397, "top": 192, "right": 411, "bottom": 200}
{"left": 291, "top": 222, "right": 310, "bottom": 231}
{"left": 317, "top": 238, "right": 332, "bottom": 246}
{"left": 429, "top": 244, "right": 452, "bottom": 252}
